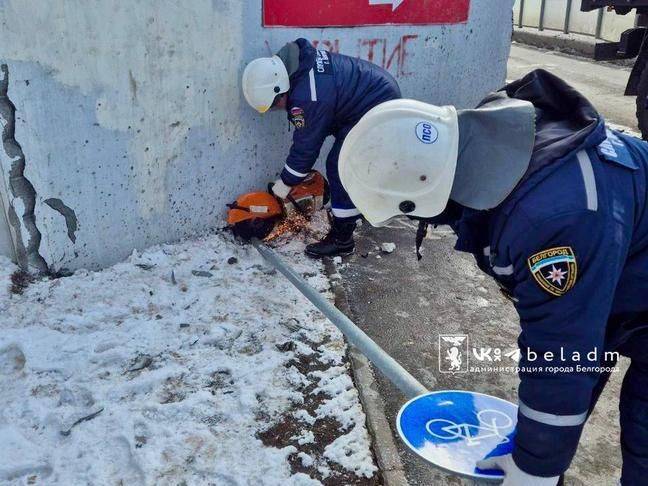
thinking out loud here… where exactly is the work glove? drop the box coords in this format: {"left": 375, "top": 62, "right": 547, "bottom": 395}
{"left": 476, "top": 454, "right": 559, "bottom": 486}
{"left": 270, "top": 179, "right": 292, "bottom": 199}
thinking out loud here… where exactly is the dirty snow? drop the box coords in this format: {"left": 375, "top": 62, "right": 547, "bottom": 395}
{"left": 0, "top": 230, "right": 377, "bottom": 485}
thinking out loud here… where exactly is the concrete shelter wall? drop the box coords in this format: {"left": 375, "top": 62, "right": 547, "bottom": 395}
{"left": 0, "top": 0, "right": 514, "bottom": 271}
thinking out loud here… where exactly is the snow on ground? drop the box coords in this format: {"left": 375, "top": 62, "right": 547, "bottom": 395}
{"left": 0, "top": 227, "right": 378, "bottom": 485}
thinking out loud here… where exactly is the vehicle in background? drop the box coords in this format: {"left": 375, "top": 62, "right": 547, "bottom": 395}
{"left": 583, "top": 1, "right": 648, "bottom": 137}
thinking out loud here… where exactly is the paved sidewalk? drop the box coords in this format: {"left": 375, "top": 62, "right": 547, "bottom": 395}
{"left": 508, "top": 43, "right": 635, "bottom": 131}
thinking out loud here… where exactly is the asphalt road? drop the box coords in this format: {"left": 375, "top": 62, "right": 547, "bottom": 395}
{"left": 508, "top": 43, "right": 637, "bottom": 131}
{"left": 339, "top": 43, "right": 632, "bottom": 486}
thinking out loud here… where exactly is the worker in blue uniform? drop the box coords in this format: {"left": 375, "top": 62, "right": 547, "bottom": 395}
{"left": 338, "top": 69, "right": 648, "bottom": 485}
{"left": 242, "top": 38, "right": 401, "bottom": 257}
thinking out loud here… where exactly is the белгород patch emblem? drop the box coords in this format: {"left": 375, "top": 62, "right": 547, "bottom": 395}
{"left": 289, "top": 107, "right": 305, "bottom": 129}
{"left": 527, "top": 246, "right": 577, "bottom": 296}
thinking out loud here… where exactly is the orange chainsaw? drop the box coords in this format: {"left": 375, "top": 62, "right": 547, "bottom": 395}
{"left": 227, "top": 171, "right": 329, "bottom": 241}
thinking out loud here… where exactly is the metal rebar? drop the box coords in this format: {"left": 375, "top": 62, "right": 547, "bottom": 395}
{"left": 252, "top": 238, "right": 428, "bottom": 399}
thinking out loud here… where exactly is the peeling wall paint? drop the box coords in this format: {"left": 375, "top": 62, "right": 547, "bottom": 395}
{"left": 0, "top": 195, "right": 14, "bottom": 260}
{"left": 43, "top": 198, "right": 78, "bottom": 244}
{"left": 0, "top": 0, "right": 514, "bottom": 271}
{"left": 0, "top": 64, "right": 48, "bottom": 272}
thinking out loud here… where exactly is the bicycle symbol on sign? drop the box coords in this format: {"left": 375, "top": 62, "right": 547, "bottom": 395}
{"left": 425, "top": 409, "right": 513, "bottom": 447}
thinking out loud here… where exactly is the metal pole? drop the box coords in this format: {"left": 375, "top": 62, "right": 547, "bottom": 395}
{"left": 539, "top": 0, "right": 546, "bottom": 31}
{"left": 595, "top": 8, "right": 604, "bottom": 39}
{"left": 518, "top": 0, "right": 525, "bottom": 28}
{"left": 564, "top": 0, "right": 572, "bottom": 34}
{"left": 252, "top": 238, "right": 429, "bottom": 399}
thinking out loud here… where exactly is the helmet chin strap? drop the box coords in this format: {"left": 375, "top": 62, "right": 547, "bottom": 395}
{"left": 408, "top": 201, "right": 464, "bottom": 260}
{"left": 415, "top": 220, "right": 429, "bottom": 261}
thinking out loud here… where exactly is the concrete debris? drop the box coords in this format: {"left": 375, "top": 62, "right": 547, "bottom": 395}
{"left": 126, "top": 354, "right": 154, "bottom": 373}
{"left": 60, "top": 407, "right": 104, "bottom": 437}
{"left": 275, "top": 341, "right": 296, "bottom": 352}
{"left": 135, "top": 263, "right": 155, "bottom": 270}
{"left": 280, "top": 317, "right": 309, "bottom": 332}
{"left": 380, "top": 242, "right": 396, "bottom": 254}
{"left": 191, "top": 270, "right": 213, "bottom": 278}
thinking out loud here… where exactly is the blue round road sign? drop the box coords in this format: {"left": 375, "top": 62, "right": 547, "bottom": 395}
{"left": 397, "top": 390, "right": 517, "bottom": 481}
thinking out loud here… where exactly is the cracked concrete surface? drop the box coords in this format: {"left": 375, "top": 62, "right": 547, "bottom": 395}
{"left": 0, "top": 64, "right": 47, "bottom": 272}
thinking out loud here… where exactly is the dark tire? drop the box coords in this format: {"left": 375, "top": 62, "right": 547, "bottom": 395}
{"left": 636, "top": 64, "right": 648, "bottom": 140}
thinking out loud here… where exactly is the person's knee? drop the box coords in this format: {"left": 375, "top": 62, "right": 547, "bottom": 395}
{"left": 621, "top": 398, "right": 648, "bottom": 446}
{"left": 620, "top": 362, "right": 648, "bottom": 459}
{"left": 622, "top": 361, "right": 648, "bottom": 403}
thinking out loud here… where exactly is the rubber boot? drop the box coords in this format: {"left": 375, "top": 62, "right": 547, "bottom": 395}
{"left": 305, "top": 216, "right": 356, "bottom": 258}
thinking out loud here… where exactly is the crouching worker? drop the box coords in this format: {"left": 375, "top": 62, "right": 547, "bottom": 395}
{"left": 242, "top": 38, "right": 401, "bottom": 257}
{"left": 338, "top": 69, "right": 648, "bottom": 485}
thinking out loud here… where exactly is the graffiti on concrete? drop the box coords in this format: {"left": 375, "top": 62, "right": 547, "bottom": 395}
{"left": 312, "top": 34, "right": 419, "bottom": 78}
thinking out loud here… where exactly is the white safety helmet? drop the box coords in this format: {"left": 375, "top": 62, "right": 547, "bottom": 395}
{"left": 242, "top": 56, "right": 290, "bottom": 113}
{"left": 339, "top": 99, "right": 459, "bottom": 226}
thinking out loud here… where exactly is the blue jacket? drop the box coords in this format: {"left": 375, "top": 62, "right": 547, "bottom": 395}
{"left": 435, "top": 70, "right": 648, "bottom": 476}
{"left": 280, "top": 39, "right": 401, "bottom": 185}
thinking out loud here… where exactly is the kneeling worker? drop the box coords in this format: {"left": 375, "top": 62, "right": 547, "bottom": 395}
{"left": 242, "top": 38, "right": 401, "bottom": 257}
{"left": 339, "top": 70, "right": 648, "bottom": 485}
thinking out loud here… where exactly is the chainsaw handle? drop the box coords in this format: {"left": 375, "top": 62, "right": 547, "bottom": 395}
{"left": 268, "top": 182, "right": 308, "bottom": 217}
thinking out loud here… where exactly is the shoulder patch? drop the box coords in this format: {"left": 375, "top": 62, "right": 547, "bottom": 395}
{"left": 314, "top": 50, "right": 333, "bottom": 75}
{"left": 596, "top": 129, "right": 638, "bottom": 170}
{"left": 289, "top": 107, "right": 305, "bottom": 130}
{"left": 527, "top": 246, "right": 578, "bottom": 296}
